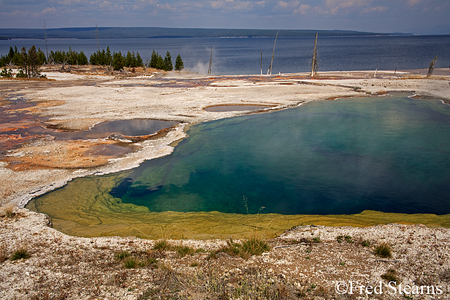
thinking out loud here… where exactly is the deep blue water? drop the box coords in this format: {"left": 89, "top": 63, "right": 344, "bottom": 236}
{"left": 1, "top": 35, "right": 449, "bottom": 75}
{"left": 109, "top": 95, "right": 450, "bottom": 215}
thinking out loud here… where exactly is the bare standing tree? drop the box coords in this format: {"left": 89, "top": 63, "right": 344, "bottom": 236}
{"left": 44, "top": 20, "right": 48, "bottom": 61}
{"left": 208, "top": 48, "right": 212, "bottom": 75}
{"left": 260, "top": 52, "right": 263, "bottom": 75}
{"left": 311, "top": 33, "right": 318, "bottom": 77}
{"left": 267, "top": 30, "right": 279, "bottom": 75}
{"left": 427, "top": 56, "right": 437, "bottom": 78}
{"left": 95, "top": 24, "right": 100, "bottom": 51}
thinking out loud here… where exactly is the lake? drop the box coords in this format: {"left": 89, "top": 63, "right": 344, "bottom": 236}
{"left": 1, "top": 35, "right": 450, "bottom": 75}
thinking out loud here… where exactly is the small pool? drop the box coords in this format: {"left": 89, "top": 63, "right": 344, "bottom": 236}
{"left": 54, "top": 119, "right": 178, "bottom": 140}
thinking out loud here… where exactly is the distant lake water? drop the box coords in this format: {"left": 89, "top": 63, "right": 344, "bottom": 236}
{"left": 30, "top": 94, "right": 450, "bottom": 217}
{"left": 1, "top": 35, "right": 450, "bottom": 75}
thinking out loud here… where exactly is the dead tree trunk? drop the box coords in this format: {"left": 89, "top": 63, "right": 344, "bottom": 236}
{"left": 268, "top": 30, "right": 279, "bottom": 75}
{"left": 261, "top": 52, "right": 263, "bottom": 75}
{"left": 208, "top": 48, "right": 212, "bottom": 75}
{"left": 95, "top": 24, "right": 100, "bottom": 51}
{"left": 44, "top": 20, "right": 48, "bottom": 62}
{"left": 427, "top": 56, "right": 437, "bottom": 78}
{"left": 311, "top": 33, "right": 318, "bottom": 77}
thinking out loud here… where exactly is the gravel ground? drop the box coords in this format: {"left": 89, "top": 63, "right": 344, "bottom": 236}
{"left": 1, "top": 68, "right": 450, "bottom": 299}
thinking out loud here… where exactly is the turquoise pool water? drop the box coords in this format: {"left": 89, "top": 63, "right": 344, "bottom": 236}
{"left": 106, "top": 94, "right": 450, "bottom": 215}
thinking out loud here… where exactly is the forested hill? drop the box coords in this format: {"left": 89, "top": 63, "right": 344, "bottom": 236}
{"left": 0, "top": 27, "right": 404, "bottom": 40}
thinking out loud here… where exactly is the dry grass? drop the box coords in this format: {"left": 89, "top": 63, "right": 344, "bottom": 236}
{"left": 374, "top": 242, "right": 393, "bottom": 258}
{"left": 212, "top": 238, "right": 271, "bottom": 260}
{"left": 153, "top": 239, "right": 197, "bottom": 258}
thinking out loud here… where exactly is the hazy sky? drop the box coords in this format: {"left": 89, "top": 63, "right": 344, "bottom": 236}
{"left": 0, "top": 0, "right": 449, "bottom": 34}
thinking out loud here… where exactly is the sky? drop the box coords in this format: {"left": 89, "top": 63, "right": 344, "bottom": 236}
{"left": 0, "top": 0, "right": 449, "bottom": 35}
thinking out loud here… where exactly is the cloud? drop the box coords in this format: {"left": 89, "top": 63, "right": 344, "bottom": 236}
{"left": 276, "top": 1, "right": 288, "bottom": 9}
{"left": 324, "top": 0, "right": 369, "bottom": 14}
{"left": 360, "top": 5, "right": 387, "bottom": 13}
{"left": 50, "top": 0, "right": 85, "bottom": 5}
{"left": 293, "top": 3, "right": 310, "bottom": 14}
{"left": 209, "top": 0, "right": 263, "bottom": 12}
{"left": 274, "top": 0, "right": 310, "bottom": 14}
{"left": 41, "top": 7, "right": 57, "bottom": 14}
{"left": 408, "top": 0, "right": 422, "bottom": 5}
{"left": 0, "top": 0, "right": 449, "bottom": 35}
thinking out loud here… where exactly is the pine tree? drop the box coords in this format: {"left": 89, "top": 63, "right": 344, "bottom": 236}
{"left": 150, "top": 50, "right": 158, "bottom": 68}
{"left": 175, "top": 54, "right": 184, "bottom": 71}
{"left": 112, "top": 51, "right": 124, "bottom": 70}
{"left": 100, "top": 49, "right": 107, "bottom": 65}
{"left": 12, "top": 46, "right": 21, "bottom": 65}
{"left": 37, "top": 48, "right": 47, "bottom": 65}
{"left": 156, "top": 54, "right": 164, "bottom": 70}
{"left": 8, "top": 46, "right": 15, "bottom": 62}
{"left": 125, "top": 51, "right": 133, "bottom": 67}
{"left": 78, "top": 52, "right": 88, "bottom": 65}
{"left": 19, "top": 47, "right": 29, "bottom": 77}
{"left": 106, "top": 46, "right": 112, "bottom": 66}
{"left": 136, "top": 52, "right": 143, "bottom": 67}
{"left": 27, "top": 45, "right": 41, "bottom": 77}
{"left": 163, "top": 51, "right": 173, "bottom": 71}
{"left": 89, "top": 52, "right": 98, "bottom": 65}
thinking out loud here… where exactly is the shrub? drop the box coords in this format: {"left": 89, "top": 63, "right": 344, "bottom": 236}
{"left": 147, "top": 257, "right": 158, "bottom": 266}
{"left": 241, "top": 238, "right": 271, "bottom": 256}
{"left": 374, "top": 242, "right": 392, "bottom": 258}
{"left": 175, "top": 246, "right": 195, "bottom": 258}
{"left": 16, "top": 69, "right": 27, "bottom": 78}
{"left": 0, "top": 67, "right": 12, "bottom": 78}
{"left": 381, "top": 269, "right": 398, "bottom": 283}
{"left": 361, "top": 240, "right": 370, "bottom": 247}
{"left": 124, "top": 257, "right": 137, "bottom": 269}
{"left": 115, "top": 251, "right": 130, "bottom": 260}
{"left": 153, "top": 240, "right": 171, "bottom": 251}
{"left": 337, "top": 235, "right": 353, "bottom": 243}
{"left": 11, "top": 248, "right": 30, "bottom": 261}
{"left": 312, "top": 236, "right": 321, "bottom": 243}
